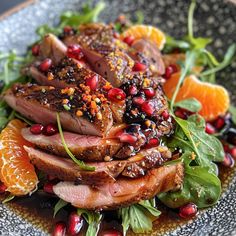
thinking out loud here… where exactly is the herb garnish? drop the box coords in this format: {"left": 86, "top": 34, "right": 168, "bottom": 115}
{"left": 56, "top": 113, "right": 95, "bottom": 171}
{"left": 53, "top": 199, "right": 68, "bottom": 217}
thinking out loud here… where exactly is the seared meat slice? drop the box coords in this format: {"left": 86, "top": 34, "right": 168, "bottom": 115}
{"left": 4, "top": 83, "right": 113, "bottom": 136}
{"left": 64, "top": 23, "right": 128, "bottom": 65}
{"left": 28, "top": 57, "right": 108, "bottom": 90}
{"left": 130, "top": 39, "right": 165, "bottom": 75}
{"left": 53, "top": 163, "right": 184, "bottom": 210}
{"left": 93, "top": 50, "right": 134, "bottom": 87}
{"left": 24, "top": 146, "right": 126, "bottom": 185}
{"left": 22, "top": 128, "right": 122, "bottom": 161}
{"left": 38, "top": 34, "right": 67, "bottom": 64}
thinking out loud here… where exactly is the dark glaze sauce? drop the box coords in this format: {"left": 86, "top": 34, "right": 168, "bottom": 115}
{"left": 0, "top": 164, "right": 234, "bottom": 235}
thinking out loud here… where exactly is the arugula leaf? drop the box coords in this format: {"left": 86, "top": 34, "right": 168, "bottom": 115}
{"left": 36, "top": 25, "right": 61, "bottom": 38}
{"left": 158, "top": 152, "right": 221, "bottom": 208}
{"left": 200, "top": 44, "right": 236, "bottom": 77}
{"left": 164, "top": 35, "right": 190, "bottom": 53}
{"left": 53, "top": 199, "right": 68, "bottom": 217}
{"left": 77, "top": 209, "right": 102, "bottom": 236}
{"left": 60, "top": 2, "right": 105, "bottom": 28}
{"left": 174, "top": 98, "right": 202, "bottom": 112}
{"left": 170, "top": 49, "right": 198, "bottom": 110}
{"left": 56, "top": 113, "right": 95, "bottom": 171}
{"left": 229, "top": 105, "right": 236, "bottom": 125}
{"left": 118, "top": 199, "right": 161, "bottom": 234}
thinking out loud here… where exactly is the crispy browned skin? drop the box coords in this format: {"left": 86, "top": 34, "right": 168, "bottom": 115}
{"left": 53, "top": 163, "right": 184, "bottom": 210}
{"left": 22, "top": 128, "right": 122, "bottom": 161}
{"left": 4, "top": 83, "right": 113, "bottom": 136}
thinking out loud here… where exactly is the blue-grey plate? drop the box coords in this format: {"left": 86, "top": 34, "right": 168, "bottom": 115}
{"left": 0, "top": 0, "right": 236, "bottom": 235}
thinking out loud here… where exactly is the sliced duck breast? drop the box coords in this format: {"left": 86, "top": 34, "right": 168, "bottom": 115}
{"left": 22, "top": 128, "right": 122, "bottom": 161}
{"left": 53, "top": 163, "right": 184, "bottom": 210}
{"left": 24, "top": 146, "right": 126, "bottom": 185}
{"left": 4, "top": 83, "right": 113, "bottom": 136}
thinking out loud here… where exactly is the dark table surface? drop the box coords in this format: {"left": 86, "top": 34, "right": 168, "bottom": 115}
{"left": 0, "top": 0, "right": 25, "bottom": 15}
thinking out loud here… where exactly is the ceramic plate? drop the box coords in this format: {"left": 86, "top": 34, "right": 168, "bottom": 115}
{"left": 0, "top": 0, "right": 236, "bottom": 235}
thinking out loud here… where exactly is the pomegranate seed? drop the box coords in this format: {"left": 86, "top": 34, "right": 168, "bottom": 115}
{"left": 132, "top": 62, "right": 147, "bottom": 72}
{"left": 214, "top": 116, "right": 225, "bottom": 130}
{"left": 162, "top": 110, "right": 170, "bottom": 120}
{"left": 101, "top": 229, "right": 122, "bottom": 236}
{"left": 67, "top": 44, "right": 83, "bottom": 60}
{"left": 43, "top": 182, "right": 54, "bottom": 194}
{"left": 67, "top": 212, "right": 84, "bottom": 236}
{"left": 145, "top": 138, "right": 160, "bottom": 148}
{"left": 52, "top": 222, "right": 66, "bottom": 236}
{"left": 179, "top": 203, "right": 198, "bottom": 219}
{"left": 205, "top": 123, "right": 216, "bottom": 134}
{"left": 222, "top": 153, "right": 235, "bottom": 168}
{"left": 141, "top": 101, "right": 155, "bottom": 116}
{"left": 113, "top": 32, "right": 120, "bottom": 39}
{"left": 230, "top": 147, "right": 236, "bottom": 159}
{"left": 119, "top": 133, "right": 137, "bottom": 144}
{"left": 142, "top": 88, "right": 155, "bottom": 98}
{"left": 133, "top": 96, "right": 145, "bottom": 106}
{"left": 164, "top": 64, "right": 178, "bottom": 79}
{"left": 31, "top": 44, "right": 40, "bottom": 56}
{"left": 128, "top": 85, "right": 138, "bottom": 96}
{"left": 85, "top": 75, "right": 98, "bottom": 91}
{"left": 63, "top": 26, "right": 73, "bottom": 33}
{"left": 39, "top": 58, "right": 52, "bottom": 72}
{"left": 223, "top": 143, "right": 230, "bottom": 153}
{"left": 43, "top": 124, "right": 58, "bottom": 136}
{"left": 0, "top": 182, "right": 7, "bottom": 194}
{"left": 175, "top": 108, "right": 187, "bottom": 119}
{"left": 123, "top": 35, "right": 135, "bottom": 46}
{"left": 30, "top": 124, "right": 44, "bottom": 135}
{"left": 108, "top": 88, "right": 126, "bottom": 102}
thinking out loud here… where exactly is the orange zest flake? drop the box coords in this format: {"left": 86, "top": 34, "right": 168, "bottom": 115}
{"left": 76, "top": 110, "right": 83, "bottom": 117}
{"left": 47, "top": 72, "right": 54, "bottom": 81}
{"left": 62, "top": 99, "right": 69, "bottom": 104}
{"left": 90, "top": 101, "right": 97, "bottom": 109}
{"left": 143, "top": 78, "right": 151, "bottom": 87}
{"left": 103, "top": 82, "right": 112, "bottom": 91}
{"left": 96, "top": 112, "right": 102, "bottom": 120}
{"left": 67, "top": 87, "right": 75, "bottom": 96}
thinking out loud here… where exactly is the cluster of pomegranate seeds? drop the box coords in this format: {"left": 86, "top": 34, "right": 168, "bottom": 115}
{"left": 142, "top": 88, "right": 155, "bottom": 98}
{"left": 119, "top": 133, "right": 137, "bottom": 144}
{"left": 179, "top": 203, "right": 198, "bottom": 219}
{"left": 164, "top": 64, "right": 178, "bottom": 79}
{"left": 108, "top": 88, "right": 126, "bottom": 102}
{"left": 67, "top": 44, "right": 84, "bottom": 60}
{"left": 141, "top": 101, "right": 155, "bottom": 116}
{"left": 85, "top": 75, "right": 98, "bottom": 91}
{"left": 52, "top": 222, "right": 66, "bottom": 236}
{"left": 31, "top": 44, "right": 40, "bottom": 56}
{"left": 39, "top": 58, "right": 52, "bottom": 72}
{"left": 0, "top": 182, "right": 7, "bottom": 194}
{"left": 67, "top": 212, "right": 84, "bottom": 236}
{"left": 205, "top": 123, "right": 216, "bottom": 134}
{"left": 132, "top": 62, "right": 147, "bottom": 72}
{"left": 43, "top": 182, "right": 54, "bottom": 194}
{"left": 102, "top": 229, "right": 122, "bottom": 236}
{"left": 222, "top": 153, "right": 235, "bottom": 168}
{"left": 30, "top": 124, "right": 44, "bottom": 134}
{"left": 123, "top": 35, "right": 135, "bottom": 46}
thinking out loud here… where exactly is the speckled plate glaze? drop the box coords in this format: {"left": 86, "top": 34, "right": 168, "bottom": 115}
{"left": 0, "top": 0, "right": 236, "bottom": 235}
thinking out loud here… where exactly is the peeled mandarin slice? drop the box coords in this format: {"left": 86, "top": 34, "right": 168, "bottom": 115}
{"left": 0, "top": 119, "right": 38, "bottom": 196}
{"left": 163, "top": 72, "right": 230, "bottom": 121}
{"left": 121, "top": 24, "right": 166, "bottom": 50}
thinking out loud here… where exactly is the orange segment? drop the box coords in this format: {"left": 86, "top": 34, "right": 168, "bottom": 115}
{"left": 163, "top": 72, "right": 230, "bottom": 121}
{"left": 121, "top": 24, "right": 166, "bottom": 50}
{"left": 0, "top": 119, "right": 38, "bottom": 196}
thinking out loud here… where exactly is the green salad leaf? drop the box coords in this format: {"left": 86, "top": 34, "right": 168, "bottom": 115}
{"left": 53, "top": 199, "right": 68, "bottom": 217}
{"left": 174, "top": 98, "right": 202, "bottom": 112}
{"left": 229, "top": 105, "right": 236, "bottom": 125}
{"left": 77, "top": 209, "right": 102, "bottom": 236}
{"left": 158, "top": 152, "right": 221, "bottom": 208}
{"left": 118, "top": 199, "right": 161, "bottom": 234}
